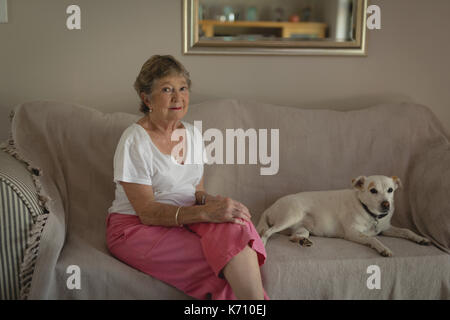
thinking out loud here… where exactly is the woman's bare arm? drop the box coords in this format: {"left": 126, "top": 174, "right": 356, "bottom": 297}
{"left": 120, "top": 182, "right": 207, "bottom": 226}
{"left": 120, "top": 181, "right": 251, "bottom": 227}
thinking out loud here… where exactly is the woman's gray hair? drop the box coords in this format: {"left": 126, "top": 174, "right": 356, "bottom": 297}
{"left": 133, "top": 55, "right": 192, "bottom": 114}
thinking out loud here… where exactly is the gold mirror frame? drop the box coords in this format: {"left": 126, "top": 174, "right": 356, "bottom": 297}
{"left": 183, "top": 0, "right": 368, "bottom": 56}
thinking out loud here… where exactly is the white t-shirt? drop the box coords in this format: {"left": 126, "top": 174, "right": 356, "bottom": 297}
{"left": 108, "top": 121, "right": 207, "bottom": 215}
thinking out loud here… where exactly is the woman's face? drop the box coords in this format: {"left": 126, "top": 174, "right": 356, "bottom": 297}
{"left": 143, "top": 74, "right": 190, "bottom": 123}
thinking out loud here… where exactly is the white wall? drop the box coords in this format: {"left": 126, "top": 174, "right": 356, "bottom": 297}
{"left": 1, "top": 0, "right": 450, "bottom": 142}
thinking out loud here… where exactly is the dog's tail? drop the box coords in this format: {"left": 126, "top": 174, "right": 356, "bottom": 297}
{"left": 256, "top": 209, "right": 270, "bottom": 237}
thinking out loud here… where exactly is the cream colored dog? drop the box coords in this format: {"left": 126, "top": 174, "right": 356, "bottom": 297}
{"left": 257, "top": 175, "right": 431, "bottom": 257}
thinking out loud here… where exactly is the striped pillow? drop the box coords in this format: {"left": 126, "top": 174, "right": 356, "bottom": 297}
{"left": 0, "top": 152, "right": 44, "bottom": 300}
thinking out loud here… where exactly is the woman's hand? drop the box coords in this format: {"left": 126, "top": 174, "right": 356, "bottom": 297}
{"left": 202, "top": 196, "right": 252, "bottom": 225}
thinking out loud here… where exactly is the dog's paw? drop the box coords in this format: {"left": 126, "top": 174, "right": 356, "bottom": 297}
{"left": 418, "top": 238, "right": 431, "bottom": 246}
{"left": 289, "top": 235, "right": 313, "bottom": 247}
{"left": 380, "top": 249, "right": 393, "bottom": 257}
{"left": 299, "top": 238, "right": 313, "bottom": 247}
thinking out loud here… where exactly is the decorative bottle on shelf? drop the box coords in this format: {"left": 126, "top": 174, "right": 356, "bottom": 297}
{"left": 246, "top": 7, "right": 258, "bottom": 21}
{"left": 274, "top": 7, "right": 285, "bottom": 22}
{"left": 301, "top": 5, "right": 312, "bottom": 22}
{"left": 223, "top": 6, "right": 235, "bottom": 22}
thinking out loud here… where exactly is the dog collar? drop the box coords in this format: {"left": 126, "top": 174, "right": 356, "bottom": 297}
{"left": 359, "top": 201, "right": 389, "bottom": 221}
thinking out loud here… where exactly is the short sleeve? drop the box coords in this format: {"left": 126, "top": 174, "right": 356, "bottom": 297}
{"left": 113, "top": 130, "right": 152, "bottom": 186}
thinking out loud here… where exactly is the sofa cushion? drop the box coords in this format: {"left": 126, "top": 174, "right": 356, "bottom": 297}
{"left": 262, "top": 234, "right": 450, "bottom": 299}
{"left": 0, "top": 150, "right": 44, "bottom": 299}
{"left": 50, "top": 232, "right": 192, "bottom": 299}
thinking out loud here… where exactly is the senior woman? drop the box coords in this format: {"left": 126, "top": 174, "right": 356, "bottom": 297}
{"left": 106, "top": 55, "right": 269, "bottom": 300}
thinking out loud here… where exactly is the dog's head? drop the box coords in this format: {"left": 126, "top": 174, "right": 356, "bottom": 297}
{"left": 352, "top": 175, "right": 402, "bottom": 216}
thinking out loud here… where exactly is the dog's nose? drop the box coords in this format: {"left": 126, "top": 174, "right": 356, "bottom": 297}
{"left": 381, "top": 201, "right": 390, "bottom": 211}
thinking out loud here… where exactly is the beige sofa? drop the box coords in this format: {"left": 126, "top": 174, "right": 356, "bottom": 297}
{"left": 2, "top": 99, "right": 449, "bottom": 299}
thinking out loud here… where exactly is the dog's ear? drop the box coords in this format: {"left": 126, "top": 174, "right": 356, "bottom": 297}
{"left": 352, "top": 176, "right": 366, "bottom": 190}
{"left": 392, "top": 176, "right": 403, "bottom": 190}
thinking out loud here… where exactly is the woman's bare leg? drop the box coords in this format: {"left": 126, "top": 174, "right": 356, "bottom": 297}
{"left": 222, "top": 245, "right": 264, "bottom": 300}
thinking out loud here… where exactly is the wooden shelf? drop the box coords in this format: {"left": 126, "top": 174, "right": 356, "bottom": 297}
{"left": 199, "top": 20, "right": 327, "bottom": 38}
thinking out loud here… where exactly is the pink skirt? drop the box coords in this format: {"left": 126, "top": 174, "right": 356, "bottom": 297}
{"left": 106, "top": 212, "right": 269, "bottom": 300}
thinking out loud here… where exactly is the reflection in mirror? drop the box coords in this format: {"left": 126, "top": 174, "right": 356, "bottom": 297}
{"left": 199, "top": 0, "right": 355, "bottom": 41}
{"left": 183, "top": 0, "right": 367, "bottom": 55}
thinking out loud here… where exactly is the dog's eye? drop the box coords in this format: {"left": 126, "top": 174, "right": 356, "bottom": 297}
{"left": 370, "top": 188, "right": 378, "bottom": 194}
{"left": 388, "top": 188, "right": 393, "bottom": 193}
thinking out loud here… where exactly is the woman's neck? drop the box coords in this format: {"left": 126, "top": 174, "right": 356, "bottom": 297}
{"left": 141, "top": 116, "right": 183, "bottom": 139}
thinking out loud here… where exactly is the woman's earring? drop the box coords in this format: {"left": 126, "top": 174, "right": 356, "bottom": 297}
{"left": 149, "top": 108, "right": 153, "bottom": 113}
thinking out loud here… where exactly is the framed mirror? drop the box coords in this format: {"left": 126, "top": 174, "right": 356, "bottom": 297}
{"left": 183, "top": 0, "right": 368, "bottom": 56}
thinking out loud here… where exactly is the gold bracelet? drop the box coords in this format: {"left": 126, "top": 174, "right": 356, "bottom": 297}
{"left": 175, "top": 206, "right": 183, "bottom": 226}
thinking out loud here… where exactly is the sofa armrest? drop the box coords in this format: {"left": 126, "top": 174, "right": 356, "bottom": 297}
{"left": 0, "top": 149, "right": 44, "bottom": 299}
{"left": 408, "top": 141, "right": 450, "bottom": 253}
